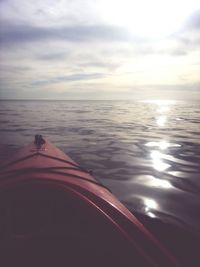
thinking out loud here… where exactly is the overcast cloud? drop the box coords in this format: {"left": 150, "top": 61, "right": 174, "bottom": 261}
{"left": 0, "top": 0, "right": 200, "bottom": 99}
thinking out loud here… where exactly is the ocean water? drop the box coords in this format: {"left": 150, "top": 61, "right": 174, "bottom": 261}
{"left": 0, "top": 99, "right": 200, "bottom": 262}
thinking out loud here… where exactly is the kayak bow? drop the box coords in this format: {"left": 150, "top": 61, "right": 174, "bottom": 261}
{"left": 0, "top": 136, "right": 180, "bottom": 267}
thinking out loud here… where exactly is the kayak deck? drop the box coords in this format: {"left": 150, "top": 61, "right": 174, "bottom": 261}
{"left": 0, "top": 182, "right": 140, "bottom": 267}
{"left": 0, "top": 136, "right": 180, "bottom": 267}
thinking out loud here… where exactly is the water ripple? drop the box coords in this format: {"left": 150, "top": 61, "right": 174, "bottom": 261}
{"left": 0, "top": 100, "right": 200, "bottom": 235}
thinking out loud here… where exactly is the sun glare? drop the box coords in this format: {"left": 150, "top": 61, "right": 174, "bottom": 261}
{"left": 97, "top": 0, "right": 200, "bottom": 38}
{"left": 150, "top": 151, "right": 171, "bottom": 171}
{"left": 144, "top": 198, "right": 158, "bottom": 210}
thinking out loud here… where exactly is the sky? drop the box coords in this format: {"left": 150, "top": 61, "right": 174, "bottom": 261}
{"left": 0, "top": 0, "right": 200, "bottom": 100}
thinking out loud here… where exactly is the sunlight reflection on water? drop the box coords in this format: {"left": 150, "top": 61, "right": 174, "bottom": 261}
{"left": 145, "top": 140, "right": 181, "bottom": 149}
{"left": 156, "top": 115, "right": 167, "bottom": 126}
{"left": 157, "top": 105, "right": 170, "bottom": 113}
{"left": 144, "top": 198, "right": 158, "bottom": 218}
{"left": 135, "top": 175, "right": 173, "bottom": 190}
{"left": 147, "top": 177, "right": 172, "bottom": 189}
{"left": 146, "top": 100, "right": 178, "bottom": 172}
{"left": 146, "top": 140, "right": 169, "bottom": 149}
{"left": 150, "top": 150, "right": 170, "bottom": 171}
{"left": 141, "top": 99, "right": 176, "bottom": 105}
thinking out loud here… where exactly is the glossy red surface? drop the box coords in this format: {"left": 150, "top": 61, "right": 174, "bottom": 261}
{"left": 0, "top": 138, "right": 180, "bottom": 267}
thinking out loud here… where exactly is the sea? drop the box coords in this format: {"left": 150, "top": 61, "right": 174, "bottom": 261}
{"left": 0, "top": 99, "right": 200, "bottom": 265}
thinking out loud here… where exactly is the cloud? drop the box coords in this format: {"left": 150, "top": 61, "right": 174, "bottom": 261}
{"left": 36, "top": 52, "right": 68, "bottom": 61}
{"left": 0, "top": 21, "right": 131, "bottom": 46}
{"left": 31, "top": 73, "right": 105, "bottom": 87}
{"left": 0, "top": 64, "right": 32, "bottom": 74}
{"left": 184, "top": 9, "right": 200, "bottom": 30}
{"left": 0, "top": 0, "right": 200, "bottom": 100}
{"left": 174, "top": 9, "right": 200, "bottom": 48}
{"left": 78, "top": 60, "right": 120, "bottom": 71}
{"left": 0, "top": 0, "right": 100, "bottom": 27}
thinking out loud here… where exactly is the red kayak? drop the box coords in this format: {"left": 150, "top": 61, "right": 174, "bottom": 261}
{"left": 0, "top": 135, "right": 180, "bottom": 267}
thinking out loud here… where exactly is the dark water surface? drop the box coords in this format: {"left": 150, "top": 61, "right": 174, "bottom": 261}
{"left": 0, "top": 100, "right": 200, "bottom": 264}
